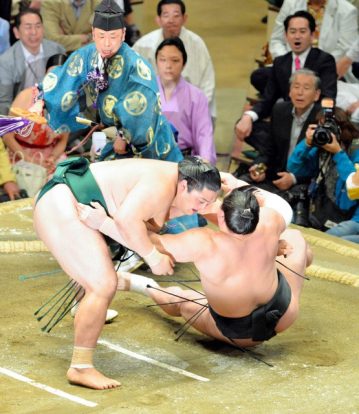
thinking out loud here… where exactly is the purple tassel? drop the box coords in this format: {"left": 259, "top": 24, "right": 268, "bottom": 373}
{"left": 86, "top": 67, "right": 108, "bottom": 92}
{"left": 75, "top": 66, "right": 109, "bottom": 110}
{"left": 0, "top": 116, "right": 31, "bottom": 137}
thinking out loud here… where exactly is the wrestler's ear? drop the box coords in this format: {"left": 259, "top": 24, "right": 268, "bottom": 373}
{"left": 178, "top": 179, "right": 188, "bottom": 193}
{"left": 217, "top": 208, "right": 225, "bottom": 226}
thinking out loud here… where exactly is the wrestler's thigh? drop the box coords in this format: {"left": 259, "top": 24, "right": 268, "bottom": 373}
{"left": 275, "top": 229, "right": 308, "bottom": 331}
{"left": 278, "top": 229, "right": 308, "bottom": 275}
{"left": 34, "top": 185, "right": 116, "bottom": 292}
{"left": 178, "top": 294, "right": 229, "bottom": 342}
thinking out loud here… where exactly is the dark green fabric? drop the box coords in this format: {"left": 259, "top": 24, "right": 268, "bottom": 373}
{"left": 36, "top": 157, "right": 108, "bottom": 213}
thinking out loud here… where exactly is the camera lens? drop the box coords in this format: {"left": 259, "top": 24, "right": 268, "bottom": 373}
{"left": 312, "top": 126, "right": 332, "bottom": 147}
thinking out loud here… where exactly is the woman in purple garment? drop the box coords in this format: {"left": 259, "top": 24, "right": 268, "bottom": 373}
{"left": 155, "top": 37, "right": 217, "bottom": 165}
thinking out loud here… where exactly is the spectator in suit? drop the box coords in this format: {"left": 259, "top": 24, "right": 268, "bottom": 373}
{"left": 41, "top": 0, "right": 101, "bottom": 53}
{"left": 0, "top": 8, "right": 65, "bottom": 115}
{"left": 132, "top": 0, "right": 216, "bottom": 119}
{"left": 41, "top": 0, "right": 140, "bottom": 53}
{"left": 235, "top": 11, "right": 337, "bottom": 145}
{"left": 252, "top": 0, "right": 357, "bottom": 96}
{"left": 270, "top": 0, "right": 358, "bottom": 71}
{"left": 242, "top": 69, "right": 321, "bottom": 196}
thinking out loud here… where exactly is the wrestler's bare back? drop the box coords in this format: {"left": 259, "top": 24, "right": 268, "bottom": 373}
{"left": 162, "top": 207, "right": 284, "bottom": 318}
{"left": 90, "top": 158, "right": 178, "bottom": 226}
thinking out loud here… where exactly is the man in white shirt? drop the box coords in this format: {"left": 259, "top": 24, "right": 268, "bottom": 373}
{"left": 0, "top": 8, "right": 65, "bottom": 115}
{"left": 132, "top": 0, "right": 216, "bottom": 118}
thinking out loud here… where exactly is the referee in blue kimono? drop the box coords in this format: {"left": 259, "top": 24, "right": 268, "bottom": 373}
{"left": 39, "top": 0, "right": 182, "bottom": 162}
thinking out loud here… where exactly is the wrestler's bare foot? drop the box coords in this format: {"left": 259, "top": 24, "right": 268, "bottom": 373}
{"left": 67, "top": 367, "right": 121, "bottom": 390}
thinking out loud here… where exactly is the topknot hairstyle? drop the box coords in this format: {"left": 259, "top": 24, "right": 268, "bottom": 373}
{"left": 222, "top": 185, "right": 260, "bottom": 235}
{"left": 178, "top": 156, "right": 221, "bottom": 193}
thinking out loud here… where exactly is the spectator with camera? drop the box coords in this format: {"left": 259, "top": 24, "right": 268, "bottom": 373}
{"left": 242, "top": 69, "right": 321, "bottom": 194}
{"left": 287, "top": 100, "right": 359, "bottom": 240}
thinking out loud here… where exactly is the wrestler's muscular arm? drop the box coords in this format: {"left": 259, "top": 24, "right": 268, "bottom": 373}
{"left": 112, "top": 182, "right": 174, "bottom": 275}
{"left": 150, "top": 228, "right": 213, "bottom": 265}
{"left": 79, "top": 181, "right": 175, "bottom": 275}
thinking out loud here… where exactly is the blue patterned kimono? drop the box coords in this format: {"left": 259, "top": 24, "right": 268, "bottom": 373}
{"left": 40, "top": 42, "right": 182, "bottom": 162}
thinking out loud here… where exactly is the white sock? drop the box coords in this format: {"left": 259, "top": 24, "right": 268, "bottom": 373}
{"left": 128, "top": 272, "right": 159, "bottom": 296}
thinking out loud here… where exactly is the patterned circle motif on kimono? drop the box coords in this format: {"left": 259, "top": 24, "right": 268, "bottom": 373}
{"left": 55, "top": 124, "right": 71, "bottom": 134}
{"left": 42, "top": 72, "right": 58, "bottom": 93}
{"left": 108, "top": 55, "right": 124, "bottom": 79}
{"left": 136, "top": 59, "right": 152, "bottom": 81}
{"left": 103, "top": 95, "right": 118, "bottom": 119}
{"left": 155, "top": 140, "right": 171, "bottom": 158}
{"left": 123, "top": 91, "right": 147, "bottom": 116}
{"left": 154, "top": 93, "right": 162, "bottom": 115}
{"left": 66, "top": 54, "right": 84, "bottom": 77}
{"left": 61, "top": 91, "right": 79, "bottom": 112}
{"left": 146, "top": 126, "right": 154, "bottom": 145}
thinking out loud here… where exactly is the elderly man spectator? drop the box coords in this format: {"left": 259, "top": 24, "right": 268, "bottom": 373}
{"left": 0, "top": 8, "right": 65, "bottom": 115}
{"left": 242, "top": 69, "right": 321, "bottom": 197}
{"left": 235, "top": 11, "right": 336, "bottom": 145}
{"left": 132, "top": 0, "right": 216, "bottom": 118}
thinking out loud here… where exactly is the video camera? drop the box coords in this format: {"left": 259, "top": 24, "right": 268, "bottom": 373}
{"left": 312, "top": 98, "right": 341, "bottom": 147}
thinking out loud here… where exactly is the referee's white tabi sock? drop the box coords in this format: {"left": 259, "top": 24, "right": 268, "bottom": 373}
{"left": 119, "top": 271, "right": 159, "bottom": 296}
